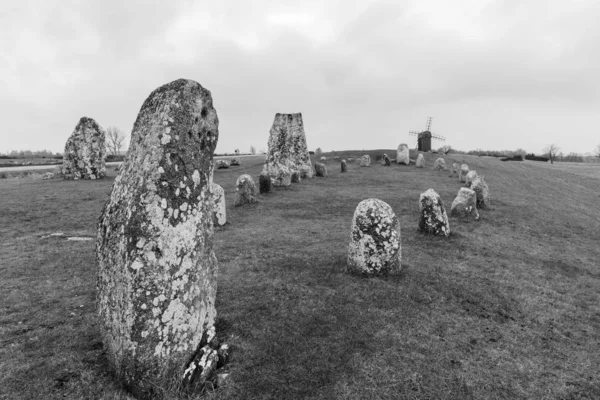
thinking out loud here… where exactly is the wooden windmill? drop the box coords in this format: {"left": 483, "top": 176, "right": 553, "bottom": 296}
{"left": 409, "top": 117, "right": 445, "bottom": 152}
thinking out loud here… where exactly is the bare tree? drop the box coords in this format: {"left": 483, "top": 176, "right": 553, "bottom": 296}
{"left": 106, "top": 126, "right": 126, "bottom": 157}
{"left": 250, "top": 146, "right": 256, "bottom": 155}
{"left": 544, "top": 143, "right": 560, "bottom": 164}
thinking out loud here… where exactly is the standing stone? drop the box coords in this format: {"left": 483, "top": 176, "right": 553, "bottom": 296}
{"left": 381, "top": 154, "right": 391, "bottom": 166}
{"left": 341, "top": 159, "right": 347, "bottom": 173}
{"left": 465, "top": 170, "right": 478, "bottom": 187}
{"left": 315, "top": 162, "right": 327, "bottom": 177}
{"left": 216, "top": 160, "right": 230, "bottom": 169}
{"left": 262, "top": 162, "right": 291, "bottom": 187}
{"left": 347, "top": 199, "right": 401, "bottom": 276}
{"left": 63, "top": 117, "right": 106, "bottom": 180}
{"left": 451, "top": 187, "right": 480, "bottom": 220}
{"left": 264, "top": 113, "right": 313, "bottom": 182}
{"left": 396, "top": 144, "right": 409, "bottom": 165}
{"left": 451, "top": 162, "right": 460, "bottom": 176}
{"left": 415, "top": 153, "right": 425, "bottom": 168}
{"left": 433, "top": 158, "right": 446, "bottom": 171}
{"left": 291, "top": 169, "right": 301, "bottom": 183}
{"left": 234, "top": 174, "right": 258, "bottom": 206}
{"left": 471, "top": 176, "right": 490, "bottom": 209}
{"left": 459, "top": 164, "right": 470, "bottom": 182}
{"left": 259, "top": 173, "right": 272, "bottom": 194}
{"left": 418, "top": 189, "right": 450, "bottom": 236}
{"left": 359, "top": 155, "right": 371, "bottom": 167}
{"left": 230, "top": 158, "right": 240, "bottom": 166}
{"left": 209, "top": 182, "right": 226, "bottom": 226}
{"left": 96, "top": 79, "right": 225, "bottom": 396}
{"left": 299, "top": 164, "right": 312, "bottom": 179}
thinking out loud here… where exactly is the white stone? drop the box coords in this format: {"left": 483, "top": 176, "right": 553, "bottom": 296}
{"left": 396, "top": 144, "right": 409, "bottom": 165}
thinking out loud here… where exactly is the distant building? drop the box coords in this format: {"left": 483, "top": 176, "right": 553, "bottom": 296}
{"left": 417, "top": 131, "right": 432, "bottom": 152}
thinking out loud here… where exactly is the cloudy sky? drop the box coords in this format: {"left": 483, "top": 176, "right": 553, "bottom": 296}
{"left": 2, "top": 0, "right": 599, "bottom": 155}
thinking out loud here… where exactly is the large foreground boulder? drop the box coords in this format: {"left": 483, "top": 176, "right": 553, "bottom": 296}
{"left": 418, "top": 189, "right": 450, "bottom": 236}
{"left": 96, "top": 79, "right": 225, "bottom": 397}
{"left": 471, "top": 176, "right": 490, "bottom": 209}
{"left": 451, "top": 187, "right": 479, "bottom": 220}
{"left": 359, "top": 155, "right": 371, "bottom": 167}
{"left": 234, "top": 174, "right": 258, "bottom": 206}
{"left": 433, "top": 158, "right": 446, "bottom": 171}
{"left": 209, "top": 182, "right": 226, "bottom": 226}
{"left": 347, "top": 199, "right": 401, "bottom": 276}
{"left": 315, "top": 162, "right": 327, "bottom": 177}
{"left": 465, "top": 170, "right": 477, "bottom": 187}
{"left": 396, "top": 144, "right": 409, "bottom": 165}
{"left": 415, "top": 153, "right": 425, "bottom": 168}
{"left": 459, "top": 164, "right": 470, "bottom": 182}
{"left": 63, "top": 117, "right": 106, "bottom": 180}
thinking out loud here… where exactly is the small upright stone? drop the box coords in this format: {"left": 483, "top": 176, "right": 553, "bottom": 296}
{"left": 465, "top": 170, "right": 477, "bottom": 187}
{"left": 299, "top": 164, "right": 312, "bottom": 179}
{"left": 415, "top": 153, "right": 425, "bottom": 168}
{"left": 471, "top": 176, "right": 490, "bottom": 209}
{"left": 234, "top": 174, "right": 258, "bottom": 206}
{"left": 62, "top": 117, "right": 106, "bottom": 180}
{"left": 451, "top": 187, "right": 479, "bottom": 220}
{"left": 291, "top": 169, "right": 301, "bottom": 183}
{"left": 230, "top": 158, "right": 240, "bottom": 166}
{"left": 419, "top": 189, "right": 450, "bottom": 236}
{"left": 396, "top": 144, "right": 409, "bottom": 165}
{"left": 451, "top": 162, "right": 460, "bottom": 176}
{"left": 381, "top": 154, "right": 391, "bottom": 166}
{"left": 216, "top": 160, "right": 230, "bottom": 169}
{"left": 262, "top": 163, "right": 291, "bottom": 186}
{"left": 359, "top": 155, "right": 371, "bottom": 167}
{"left": 315, "top": 162, "right": 327, "bottom": 177}
{"left": 459, "top": 164, "right": 470, "bottom": 182}
{"left": 347, "top": 199, "right": 401, "bottom": 276}
{"left": 259, "top": 173, "right": 272, "bottom": 194}
{"left": 341, "top": 159, "right": 347, "bottom": 173}
{"left": 433, "top": 158, "right": 446, "bottom": 171}
{"left": 209, "top": 182, "right": 226, "bottom": 226}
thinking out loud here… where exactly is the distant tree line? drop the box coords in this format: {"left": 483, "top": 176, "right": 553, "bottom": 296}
{"left": 0, "top": 149, "right": 62, "bottom": 159}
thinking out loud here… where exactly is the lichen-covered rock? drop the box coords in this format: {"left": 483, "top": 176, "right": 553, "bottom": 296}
{"left": 264, "top": 113, "right": 313, "bottom": 181}
{"left": 359, "top": 155, "right": 371, "bottom": 167}
{"left": 396, "top": 144, "right": 409, "bottom": 165}
{"left": 262, "top": 163, "right": 291, "bottom": 186}
{"left": 209, "top": 182, "right": 226, "bottom": 226}
{"left": 315, "top": 162, "right": 327, "bottom": 177}
{"left": 259, "top": 173, "right": 272, "bottom": 194}
{"left": 230, "top": 158, "right": 240, "bottom": 166}
{"left": 471, "top": 176, "right": 490, "bottom": 209}
{"left": 299, "top": 164, "right": 312, "bottom": 179}
{"left": 291, "top": 169, "right": 301, "bottom": 183}
{"left": 96, "top": 79, "right": 223, "bottom": 396}
{"left": 62, "top": 117, "right": 106, "bottom": 180}
{"left": 341, "top": 159, "right": 347, "bottom": 173}
{"left": 465, "top": 170, "right": 477, "bottom": 187}
{"left": 234, "top": 174, "right": 258, "bottom": 206}
{"left": 381, "top": 154, "right": 391, "bottom": 166}
{"left": 451, "top": 162, "right": 460, "bottom": 176}
{"left": 415, "top": 153, "right": 425, "bottom": 168}
{"left": 216, "top": 160, "right": 230, "bottom": 169}
{"left": 347, "top": 199, "right": 401, "bottom": 276}
{"left": 433, "top": 158, "right": 446, "bottom": 171}
{"left": 450, "top": 187, "right": 479, "bottom": 219}
{"left": 419, "top": 189, "right": 450, "bottom": 236}
{"left": 459, "top": 164, "right": 469, "bottom": 182}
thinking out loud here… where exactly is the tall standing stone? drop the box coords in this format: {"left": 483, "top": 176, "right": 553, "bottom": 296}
{"left": 63, "top": 117, "right": 106, "bottom": 180}
{"left": 341, "top": 159, "right": 347, "bottom": 173}
{"left": 264, "top": 113, "right": 313, "bottom": 184}
{"left": 396, "top": 144, "right": 409, "bottom": 165}
{"left": 347, "top": 199, "right": 401, "bottom": 276}
{"left": 415, "top": 153, "right": 425, "bottom": 168}
{"left": 96, "top": 79, "right": 225, "bottom": 396}
{"left": 209, "top": 182, "right": 226, "bottom": 226}
{"left": 418, "top": 189, "right": 450, "bottom": 236}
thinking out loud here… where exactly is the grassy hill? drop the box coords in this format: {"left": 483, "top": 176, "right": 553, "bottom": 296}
{"left": 1, "top": 152, "right": 599, "bottom": 399}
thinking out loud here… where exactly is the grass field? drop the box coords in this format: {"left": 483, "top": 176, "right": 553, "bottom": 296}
{"left": 1, "top": 151, "right": 599, "bottom": 399}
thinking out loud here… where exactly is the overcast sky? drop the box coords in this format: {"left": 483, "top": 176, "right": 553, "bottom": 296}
{"left": 2, "top": 0, "right": 599, "bottom": 155}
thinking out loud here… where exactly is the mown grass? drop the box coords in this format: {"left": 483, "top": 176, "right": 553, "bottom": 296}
{"left": 1, "top": 151, "right": 599, "bottom": 399}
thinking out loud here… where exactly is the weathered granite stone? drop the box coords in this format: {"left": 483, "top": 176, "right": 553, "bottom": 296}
{"left": 381, "top": 154, "right": 391, "bottom": 166}
{"left": 451, "top": 162, "right": 460, "bottom": 176}
{"left": 347, "top": 199, "right": 401, "bottom": 276}
{"left": 315, "top": 162, "right": 327, "bottom": 177}
{"left": 415, "top": 153, "right": 425, "bottom": 168}
{"left": 230, "top": 158, "right": 240, "bottom": 166}
{"left": 299, "top": 164, "right": 312, "bottom": 179}
{"left": 471, "top": 176, "right": 490, "bottom": 209}
{"left": 341, "top": 159, "right": 347, "bottom": 173}
{"left": 459, "top": 164, "right": 469, "bottom": 182}
{"left": 451, "top": 187, "right": 480, "bottom": 219}
{"left": 291, "top": 169, "right": 301, "bottom": 183}
{"left": 209, "top": 182, "right": 226, "bottom": 226}
{"left": 259, "top": 173, "right": 272, "bottom": 194}
{"left": 234, "top": 174, "right": 258, "bottom": 206}
{"left": 63, "top": 117, "right": 106, "bottom": 180}
{"left": 216, "top": 160, "right": 230, "bottom": 169}
{"left": 359, "top": 155, "right": 371, "bottom": 167}
{"left": 433, "top": 158, "right": 446, "bottom": 171}
{"left": 96, "top": 79, "right": 224, "bottom": 396}
{"left": 264, "top": 113, "right": 313, "bottom": 181}
{"left": 419, "top": 189, "right": 450, "bottom": 236}
{"left": 465, "top": 170, "right": 477, "bottom": 187}
{"left": 396, "top": 144, "right": 409, "bottom": 165}
{"left": 262, "top": 163, "right": 291, "bottom": 186}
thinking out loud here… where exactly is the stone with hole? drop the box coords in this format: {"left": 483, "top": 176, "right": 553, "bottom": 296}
{"left": 63, "top": 117, "right": 106, "bottom": 180}
{"left": 396, "top": 144, "right": 409, "bottom": 165}
{"left": 315, "top": 162, "right": 327, "bottom": 177}
{"left": 450, "top": 187, "right": 479, "bottom": 220}
{"left": 418, "top": 189, "right": 450, "bottom": 236}
{"left": 471, "top": 176, "right": 490, "bottom": 209}
{"left": 341, "top": 159, "right": 347, "bottom": 173}
{"left": 234, "top": 174, "right": 259, "bottom": 206}
{"left": 359, "top": 155, "right": 371, "bottom": 167}
{"left": 96, "top": 79, "right": 226, "bottom": 397}
{"left": 433, "top": 158, "right": 446, "bottom": 171}
{"left": 347, "top": 199, "right": 401, "bottom": 276}
{"left": 415, "top": 153, "right": 425, "bottom": 168}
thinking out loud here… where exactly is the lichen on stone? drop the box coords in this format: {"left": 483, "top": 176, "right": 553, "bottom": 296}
{"left": 471, "top": 175, "right": 491, "bottom": 209}
{"left": 465, "top": 170, "right": 478, "bottom": 187}
{"left": 459, "top": 164, "right": 470, "bottom": 182}
{"left": 418, "top": 188, "right": 450, "bottom": 236}
{"left": 433, "top": 158, "right": 446, "bottom": 171}
{"left": 450, "top": 187, "right": 479, "bottom": 220}
{"left": 234, "top": 174, "right": 258, "bottom": 206}
{"left": 359, "top": 155, "right": 371, "bottom": 167}
{"left": 396, "top": 144, "right": 410, "bottom": 165}
{"left": 208, "top": 182, "right": 226, "bottom": 226}
{"left": 62, "top": 117, "right": 106, "bottom": 180}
